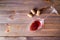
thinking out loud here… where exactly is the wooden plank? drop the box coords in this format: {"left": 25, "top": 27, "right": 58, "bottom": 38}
{"left": 0, "top": 0, "right": 50, "bottom": 11}
{"left": 27, "top": 37, "right": 60, "bottom": 40}
{"left": 0, "top": 29, "right": 60, "bottom": 36}
{"left": 44, "top": 24, "right": 60, "bottom": 29}
{"left": 0, "top": 1, "right": 41, "bottom": 4}
{"left": 0, "top": 23, "right": 60, "bottom": 36}
{"left": 0, "top": 16, "right": 60, "bottom": 23}
{"left": 0, "top": 37, "right": 60, "bottom": 40}
{"left": 0, "top": 37, "right": 27, "bottom": 40}
{"left": 0, "top": 15, "right": 60, "bottom": 23}
{"left": 0, "top": 23, "right": 60, "bottom": 29}
{"left": 0, "top": 11, "right": 60, "bottom": 16}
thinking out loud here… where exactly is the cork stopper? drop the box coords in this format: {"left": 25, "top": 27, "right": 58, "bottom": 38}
{"left": 36, "top": 10, "right": 41, "bottom": 16}
{"left": 31, "top": 9, "right": 35, "bottom": 15}
{"left": 27, "top": 8, "right": 37, "bottom": 17}
{"left": 27, "top": 12, "right": 34, "bottom": 18}
{"left": 31, "top": 8, "right": 37, "bottom": 15}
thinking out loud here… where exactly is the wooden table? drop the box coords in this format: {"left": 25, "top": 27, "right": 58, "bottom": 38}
{"left": 0, "top": 0, "right": 60, "bottom": 37}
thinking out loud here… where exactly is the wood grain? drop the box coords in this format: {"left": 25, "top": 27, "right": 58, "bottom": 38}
{"left": 0, "top": 0, "right": 60, "bottom": 36}
{"left": 0, "top": 29, "right": 60, "bottom": 36}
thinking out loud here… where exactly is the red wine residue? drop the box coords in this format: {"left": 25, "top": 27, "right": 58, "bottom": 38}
{"left": 30, "top": 20, "right": 41, "bottom": 31}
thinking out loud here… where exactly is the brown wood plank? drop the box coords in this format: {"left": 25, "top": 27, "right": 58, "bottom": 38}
{"left": 0, "top": 23, "right": 60, "bottom": 36}
{"left": 27, "top": 37, "right": 60, "bottom": 40}
{"left": 0, "top": 37, "right": 27, "bottom": 40}
{"left": 0, "top": 29, "right": 60, "bottom": 36}
{"left": 0, "top": 23, "right": 60, "bottom": 29}
{"left": 0, "top": 11, "right": 60, "bottom": 15}
{"left": 0, "top": 15, "right": 60, "bottom": 23}
{"left": 44, "top": 24, "right": 60, "bottom": 29}
{"left": 0, "top": 15, "right": 60, "bottom": 24}
{"left": 0, "top": 0, "right": 50, "bottom": 11}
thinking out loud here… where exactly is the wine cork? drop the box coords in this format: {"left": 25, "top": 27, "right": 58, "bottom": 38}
{"left": 36, "top": 10, "right": 40, "bottom": 16}
{"left": 31, "top": 9, "right": 35, "bottom": 15}
{"left": 27, "top": 13, "right": 34, "bottom": 18}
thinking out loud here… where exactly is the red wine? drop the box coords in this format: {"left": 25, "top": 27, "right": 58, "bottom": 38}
{"left": 30, "top": 20, "right": 41, "bottom": 31}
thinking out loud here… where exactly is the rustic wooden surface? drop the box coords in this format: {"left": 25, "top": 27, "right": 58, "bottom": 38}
{"left": 0, "top": 37, "right": 60, "bottom": 40}
{"left": 0, "top": 0, "right": 60, "bottom": 36}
